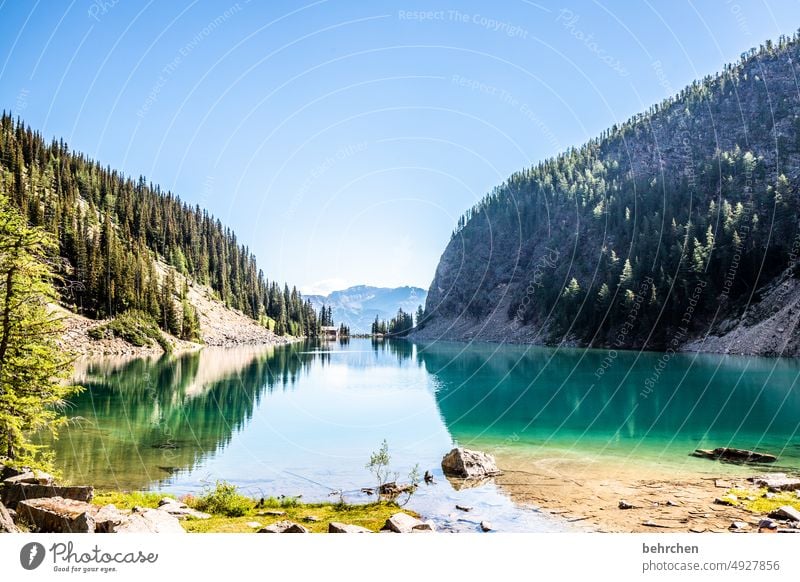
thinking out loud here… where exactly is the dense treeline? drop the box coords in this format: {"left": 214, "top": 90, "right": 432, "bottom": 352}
{"left": 0, "top": 113, "right": 318, "bottom": 337}
{"left": 371, "top": 307, "right": 416, "bottom": 337}
{"left": 424, "top": 32, "right": 800, "bottom": 349}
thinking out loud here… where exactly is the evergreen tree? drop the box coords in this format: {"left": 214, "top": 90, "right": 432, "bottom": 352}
{"left": 0, "top": 195, "right": 79, "bottom": 468}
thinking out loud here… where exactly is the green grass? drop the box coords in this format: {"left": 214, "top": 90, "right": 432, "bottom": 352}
{"left": 726, "top": 487, "right": 800, "bottom": 514}
{"left": 92, "top": 490, "right": 175, "bottom": 510}
{"left": 183, "top": 501, "right": 404, "bottom": 533}
{"left": 92, "top": 485, "right": 413, "bottom": 533}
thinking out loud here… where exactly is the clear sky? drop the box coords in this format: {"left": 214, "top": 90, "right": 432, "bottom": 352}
{"left": 0, "top": 1, "right": 797, "bottom": 295}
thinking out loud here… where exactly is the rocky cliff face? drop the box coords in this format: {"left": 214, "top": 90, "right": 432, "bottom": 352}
{"left": 417, "top": 35, "right": 800, "bottom": 356}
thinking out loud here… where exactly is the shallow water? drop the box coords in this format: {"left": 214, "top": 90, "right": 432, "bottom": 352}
{"left": 47, "top": 338, "right": 800, "bottom": 531}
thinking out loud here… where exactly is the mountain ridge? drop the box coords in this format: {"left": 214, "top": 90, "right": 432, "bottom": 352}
{"left": 307, "top": 284, "right": 427, "bottom": 333}
{"left": 416, "top": 32, "right": 800, "bottom": 357}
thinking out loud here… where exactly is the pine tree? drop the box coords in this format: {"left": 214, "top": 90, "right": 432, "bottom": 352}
{"left": 0, "top": 195, "right": 79, "bottom": 468}
{"left": 415, "top": 304, "right": 425, "bottom": 327}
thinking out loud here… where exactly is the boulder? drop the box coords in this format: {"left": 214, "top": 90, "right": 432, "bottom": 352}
{"left": 16, "top": 497, "right": 96, "bottom": 533}
{"left": 692, "top": 448, "right": 777, "bottom": 463}
{"left": 3, "top": 470, "right": 54, "bottom": 486}
{"left": 0, "top": 484, "right": 94, "bottom": 510}
{"left": 257, "top": 520, "right": 309, "bottom": 533}
{"left": 0, "top": 465, "right": 25, "bottom": 481}
{"left": 106, "top": 507, "right": 185, "bottom": 533}
{"left": 328, "top": 522, "right": 372, "bottom": 533}
{"left": 749, "top": 474, "right": 800, "bottom": 492}
{"left": 441, "top": 447, "right": 501, "bottom": 479}
{"left": 0, "top": 501, "right": 19, "bottom": 533}
{"left": 758, "top": 518, "right": 778, "bottom": 533}
{"left": 769, "top": 506, "right": 800, "bottom": 523}
{"left": 382, "top": 512, "right": 435, "bottom": 533}
{"left": 480, "top": 521, "right": 492, "bottom": 532}
{"left": 93, "top": 505, "right": 129, "bottom": 533}
{"left": 156, "top": 497, "right": 210, "bottom": 520}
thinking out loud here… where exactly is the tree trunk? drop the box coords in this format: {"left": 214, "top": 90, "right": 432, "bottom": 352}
{"left": 0, "top": 254, "right": 16, "bottom": 369}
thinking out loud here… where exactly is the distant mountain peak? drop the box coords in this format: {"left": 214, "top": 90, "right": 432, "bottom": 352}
{"left": 307, "top": 285, "right": 427, "bottom": 332}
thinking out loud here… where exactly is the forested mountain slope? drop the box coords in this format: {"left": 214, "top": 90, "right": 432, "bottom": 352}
{"left": 417, "top": 33, "right": 800, "bottom": 356}
{"left": 0, "top": 114, "right": 319, "bottom": 341}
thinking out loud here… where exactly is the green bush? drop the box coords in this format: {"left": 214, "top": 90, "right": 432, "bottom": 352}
{"left": 88, "top": 310, "right": 171, "bottom": 353}
{"left": 191, "top": 481, "right": 254, "bottom": 517}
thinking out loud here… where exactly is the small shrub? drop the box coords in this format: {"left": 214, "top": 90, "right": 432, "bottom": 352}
{"left": 191, "top": 481, "right": 254, "bottom": 517}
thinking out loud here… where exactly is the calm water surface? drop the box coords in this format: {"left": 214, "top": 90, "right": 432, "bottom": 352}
{"left": 49, "top": 339, "right": 800, "bottom": 531}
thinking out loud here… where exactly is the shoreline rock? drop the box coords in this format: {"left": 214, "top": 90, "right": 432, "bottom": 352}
{"left": 441, "top": 447, "right": 502, "bottom": 479}
{"left": 258, "top": 520, "right": 309, "bottom": 533}
{"left": 381, "top": 512, "right": 435, "bottom": 533}
{"left": 692, "top": 448, "right": 777, "bottom": 464}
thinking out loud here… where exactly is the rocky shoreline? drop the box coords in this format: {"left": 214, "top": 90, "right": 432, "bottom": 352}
{"left": 490, "top": 449, "right": 800, "bottom": 533}
{"left": 0, "top": 465, "right": 436, "bottom": 534}
{"left": 54, "top": 291, "right": 299, "bottom": 359}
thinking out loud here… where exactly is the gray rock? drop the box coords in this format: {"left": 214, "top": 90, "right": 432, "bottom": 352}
{"left": 3, "top": 470, "right": 54, "bottom": 486}
{"left": 455, "top": 505, "right": 473, "bottom": 512}
{"left": 0, "top": 501, "right": 19, "bottom": 533}
{"left": 303, "top": 515, "right": 321, "bottom": 523}
{"left": 107, "top": 507, "right": 185, "bottom": 533}
{"left": 618, "top": 500, "right": 635, "bottom": 510}
{"left": 729, "top": 521, "right": 749, "bottom": 530}
{"left": 382, "top": 512, "right": 434, "bottom": 533}
{"left": 441, "top": 447, "right": 501, "bottom": 479}
{"left": 328, "top": 522, "right": 372, "bottom": 533}
{"left": 769, "top": 505, "right": 800, "bottom": 522}
{"left": 0, "top": 465, "right": 25, "bottom": 481}
{"left": 258, "top": 510, "right": 286, "bottom": 517}
{"left": 93, "top": 504, "right": 129, "bottom": 533}
{"left": 0, "top": 484, "right": 94, "bottom": 510}
{"left": 758, "top": 518, "right": 778, "bottom": 532}
{"left": 16, "top": 497, "right": 96, "bottom": 533}
{"left": 692, "top": 448, "right": 777, "bottom": 463}
{"left": 156, "top": 497, "right": 210, "bottom": 520}
{"left": 258, "top": 520, "right": 308, "bottom": 533}
{"left": 749, "top": 474, "right": 800, "bottom": 492}
{"left": 480, "top": 521, "right": 492, "bottom": 532}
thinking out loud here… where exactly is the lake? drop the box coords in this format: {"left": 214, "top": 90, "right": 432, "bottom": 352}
{"left": 49, "top": 338, "right": 800, "bottom": 532}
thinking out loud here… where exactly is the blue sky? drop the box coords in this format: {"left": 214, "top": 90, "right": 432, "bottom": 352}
{"left": 0, "top": 1, "right": 797, "bottom": 294}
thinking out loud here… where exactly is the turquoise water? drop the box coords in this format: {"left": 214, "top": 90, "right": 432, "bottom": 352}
{"left": 48, "top": 339, "right": 800, "bottom": 531}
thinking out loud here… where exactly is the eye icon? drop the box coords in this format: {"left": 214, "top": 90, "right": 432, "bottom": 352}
{"left": 20, "top": 542, "right": 46, "bottom": 570}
